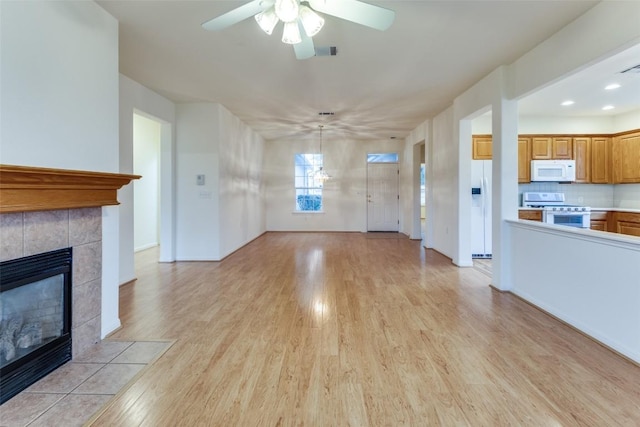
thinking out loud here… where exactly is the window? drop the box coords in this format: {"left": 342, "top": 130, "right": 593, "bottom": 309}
{"left": 295, "top": 153, "right": 323, "bottom": 211}
{"left": 367, "top": 153, "right": 399, "bottom": 163}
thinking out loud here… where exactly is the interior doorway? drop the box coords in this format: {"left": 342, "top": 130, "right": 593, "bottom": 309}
{"left": 367, "top": 154, "right": 399, "bottom": 232}
{"left": 133, "top": 113, "right": 161, "bottom": 252}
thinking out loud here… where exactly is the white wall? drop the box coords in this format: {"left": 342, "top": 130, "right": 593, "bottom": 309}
{"left": 265, "top": 138, "right": 402, "bottom": 232}
{"left": 175, "top": 104, "right": 221, "bottom": 260}
{"left": 429, "top": 109, "right": 457, "bottom": 259}
{"left": 509, "top": 221, "right": 640, "bottom": 362}
{"left": 175, "top": 103, "right": 266, "bottom": 261}
{"left": 217, "top": 106, "right": 266, "bottom": 259}
{"left": 1, "top": 1, "right": 121, "bottom": 337}
{"left": 613, "top": 110, "right": 640, "bottom": 133}
{"left": 119, "top": 75, "right": 176, "bottom": 280}
{"left": 133, "top": 114, "right": 161, "bottom": 252}
{"left": 473, "top": 115, "right": 617, "bottom": 135}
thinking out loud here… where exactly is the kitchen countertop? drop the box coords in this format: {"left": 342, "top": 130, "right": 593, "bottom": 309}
{"left": 518, "top": 207, "right": 640, "bottom": 213}
{"left": 590, "top": 208, "right": 640, "bottom": 213}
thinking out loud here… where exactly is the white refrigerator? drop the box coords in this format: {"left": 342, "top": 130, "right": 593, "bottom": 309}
{"left": 470, "top": 160, "right": 492, "bottom": 258}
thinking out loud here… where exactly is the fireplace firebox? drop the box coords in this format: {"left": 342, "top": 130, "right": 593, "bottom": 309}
{"left": 0, "top": 248, "right": 72, "bottom": 404}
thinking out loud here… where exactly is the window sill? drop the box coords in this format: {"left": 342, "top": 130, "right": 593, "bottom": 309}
{"left": 292, "top": 211, "right": 325, "bottom": 214}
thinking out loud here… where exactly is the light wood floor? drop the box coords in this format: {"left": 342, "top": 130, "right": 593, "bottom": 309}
{"left": 93, "top": 232, "right": 640, "bottom": 426}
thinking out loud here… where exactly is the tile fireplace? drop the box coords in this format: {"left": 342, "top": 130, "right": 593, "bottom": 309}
{"left": 0, "top": 164, "right": 138, "bottom": 403}
{"left": 0, "top": 248, "right": 73, "bottom": 403}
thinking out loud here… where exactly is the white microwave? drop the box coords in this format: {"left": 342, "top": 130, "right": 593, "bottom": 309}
{"left": 531, "top": 160, "right": 576, "bottom": 182}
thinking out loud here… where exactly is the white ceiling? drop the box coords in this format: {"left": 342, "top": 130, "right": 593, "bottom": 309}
{"left": 518, "top": 43, "right": 640, "bottom": 117}
{"left": 98, "top": 0, "right": 617, "bottom": 141}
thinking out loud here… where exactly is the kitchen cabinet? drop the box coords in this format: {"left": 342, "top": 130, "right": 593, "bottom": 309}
{"left": 573, "top": 137, "right": 591, "bottom": 183}
{"left": 612, "top": 130, "right": 640, "bottom": 183}
{"left": 530, "top": 136, "right": 574, "bottom": 160}
{"left": 552, "top": 137, "right": 573, "bottom": 159}
{"left": 531, "top": 137, "right": 552, "bottom": 159}
{"left": 470, "top": 136, "right": 530, "bottom": 182}
{"left": 518, "top": 137, "right": 531, "bottom": 183}
{"left": 591, "top": 137, "right": 610, "bottom": 184}
{"left": 472, "top": 136, "right": 493, "bottom": 160}
{"left": 590, "top": 211, "right": 608, "bottom": 231}
{"left": 518, "top": 210, "right": 542, "bottom": 221}
{"left": 611, "top": 212, "right": 640, "bottom": 237}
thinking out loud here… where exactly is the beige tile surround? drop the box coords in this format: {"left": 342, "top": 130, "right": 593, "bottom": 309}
{"left": 1, "top": 208, "right": 102, "bottom": 358}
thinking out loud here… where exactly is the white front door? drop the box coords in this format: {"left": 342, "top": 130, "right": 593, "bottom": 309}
{"left": 367, "top": 163, "right": 399, "bottom": 231}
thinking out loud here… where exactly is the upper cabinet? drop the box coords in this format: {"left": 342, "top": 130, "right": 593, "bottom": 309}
{"left": 531, "top": 137, "right": 552, "bottom": 159}
{"left": 573, "top": 137, "right": 591, "bottom": 183}
{"left": 472, "top": 136, "right": 493, "bottom": 160}
{"left": 530, "top": 137, "right": 572, "bottom": 159}
{"left": 612, "top": 130, "right": 640, "bottom": 183}
{"left": 470, "top": 136, "right": 530, "bottom": 183}
{"left": 591, "top": 137, "right": 610, "bottom": 184}
{"left": 552, "top": 137, "right": 573, "bottom": 159}
{"left": 470, "top": 129, "right": 640, "bottom": 184}
{"left": 518, "top": 137, "right": 531, "bottom": 183}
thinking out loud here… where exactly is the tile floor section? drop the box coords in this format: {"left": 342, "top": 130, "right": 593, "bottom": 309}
{"left": 0, "top": 340, "right": 172, "bottom": 427}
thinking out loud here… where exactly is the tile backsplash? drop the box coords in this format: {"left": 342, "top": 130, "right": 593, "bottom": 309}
{"left": 614, "top": 184, "right": 640, "bottom": 209}
{"left": 519, "top": 183, "right": 640, "bottom": 209}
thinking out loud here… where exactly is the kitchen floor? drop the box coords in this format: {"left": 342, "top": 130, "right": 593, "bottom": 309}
{"left": 473, "top": 258, "right": 492, "bottom": 278}
{"left": 0, "top": 340, "right": 173, "bottom": 426}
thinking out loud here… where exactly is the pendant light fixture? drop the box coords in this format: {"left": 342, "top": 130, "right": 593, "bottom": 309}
{"left": 314, "top": 125, "right": 331, "bottom": 183}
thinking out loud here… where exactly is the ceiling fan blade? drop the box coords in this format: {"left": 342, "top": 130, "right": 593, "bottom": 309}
{"left": 308, "top": 0, "right": 395, "bottom": 31}
{"left": 294, "top": 31, "right": 316, "bottom": 60}
{"left": 202, "top": 0, "right": 273, "bottom": 31}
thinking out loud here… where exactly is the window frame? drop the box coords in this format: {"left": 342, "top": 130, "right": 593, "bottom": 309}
{"left": 294, "top": 153, "right": 324, "bottom": 213}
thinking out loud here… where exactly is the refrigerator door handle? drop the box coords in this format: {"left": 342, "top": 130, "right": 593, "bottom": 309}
{"left": 482, "top": 177, "right": 489, "bottom": 216}
{"left": 480, "top": 176, "right": 485, "bottom": 216}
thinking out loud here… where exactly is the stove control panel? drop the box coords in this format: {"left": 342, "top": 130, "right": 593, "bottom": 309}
{"left": 548, "top": 206, "right": 591, "bottom": 212}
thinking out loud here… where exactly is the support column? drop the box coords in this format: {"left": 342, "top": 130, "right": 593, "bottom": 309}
{"left": 491, "top": 96, "right": 519, "bottom": 290}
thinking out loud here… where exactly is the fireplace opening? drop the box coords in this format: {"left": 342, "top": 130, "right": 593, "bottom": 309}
{"left": 0, "top": 248, "right": 72, "bottom": 404}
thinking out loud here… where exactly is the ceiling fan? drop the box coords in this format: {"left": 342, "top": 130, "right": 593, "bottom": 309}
{"left": 201, "top": 0, "right": 395, "bottom": 60}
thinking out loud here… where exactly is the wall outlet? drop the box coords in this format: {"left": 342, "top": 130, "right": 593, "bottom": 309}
{"left": 578, "top": 196, "right": 584, "bottom": 204}
{"left": 196, "top": 174, "right": 205, "bottom": 186}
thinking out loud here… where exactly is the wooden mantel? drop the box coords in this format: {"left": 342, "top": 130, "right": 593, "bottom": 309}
{"left": 0, "top": 164, "right": 140, "bottom": 213}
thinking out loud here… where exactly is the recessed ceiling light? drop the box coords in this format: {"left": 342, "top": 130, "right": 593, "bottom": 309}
{"left": 561, "top": 100, "right": 575, "bottom": 106}
{"left": 602, "top": 105, "right": 615, "bottom": 111}
{"left": 605, "top": 83, "right": 621, "bottom": 90}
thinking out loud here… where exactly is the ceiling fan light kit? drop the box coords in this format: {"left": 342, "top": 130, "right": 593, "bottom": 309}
{"left": 282, "top": 21, "right": 302, "bottom": 44}
{"left": 255, "top": 8, "right": 279, "bottom": 35}
{"left": 299, "top": 6, "right": 324, "bottom": 37}
{"left": 202, "top": 0, "right": 395, "bottom": 60}
{"left": 274, "top": 0, "right": 300, "bottom": 22}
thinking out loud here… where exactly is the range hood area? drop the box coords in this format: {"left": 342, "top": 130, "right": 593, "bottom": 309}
{"left": 530, "top": 159, "right": 576, "bottom": 182}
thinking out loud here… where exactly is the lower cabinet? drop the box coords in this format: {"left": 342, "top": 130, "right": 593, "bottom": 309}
{"left": 590, "top": 211, "right": 608, "bottom": 231}
{"left": 610, "top": 212, "right": 640, "bottom": 237}
{"left": 518, "top": 210, "right": 542, "bottom": 221}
